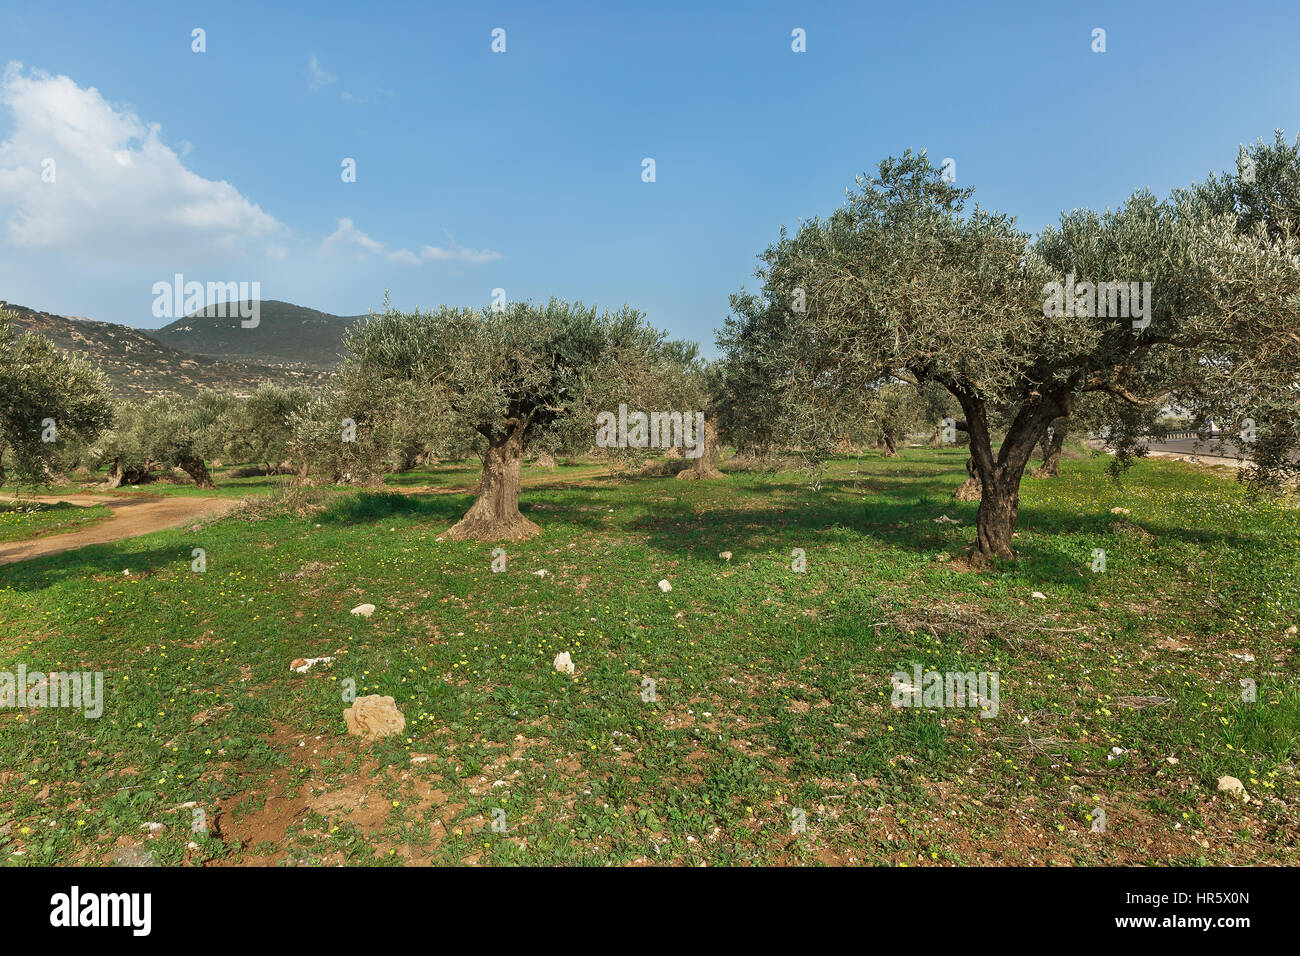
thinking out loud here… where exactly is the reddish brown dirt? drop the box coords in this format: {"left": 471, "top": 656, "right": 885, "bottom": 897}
{"left": 0, "top": 494, "right": 238, "bottom": 566}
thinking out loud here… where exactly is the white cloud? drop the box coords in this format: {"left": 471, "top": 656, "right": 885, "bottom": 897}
{"left": 0, "top": 64, "right": 499, "bottom": 284}
{"left": 307, "top": 55, "right": 337, "bottom": 91}
{"left": 0, "top": 63, "right": 283, "bottom": 264}
{"left": 323, "top": 217, "right": 501, "bottom": 265}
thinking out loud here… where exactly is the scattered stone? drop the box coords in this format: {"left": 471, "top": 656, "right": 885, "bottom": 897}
{"left": 1166, "top": 757, "right": 1180, "bottom": 765}
{"left": 1109, "top": 507, "right": 1131, "bottom": 515}
{"left": 111, "top": 846, "right": 154, "bottom": 867}
{"left": 1216, "top": 775, "right": 1248, "bottom": 801}
{"left": 290, "top": 656, "right": 335, "bottom": 674}
{"left": 719, "top": 551, "right": 733, "bottom": 561}
{"left": 350, "top": 603, "right": 376, "bottom": 618}
{"left": 343, "top": 695, "right": 406, "bottom": 739}
{"left": 553, "top": 651, "right": 575, "bottom": 676}
{"left": 1286, "top": 625, "right": 1297, "bottom": 636}
{"left": 658, "top": 580, "right": 672, "bottom": 592}
{"left": 533, "top": 569, "right": 548, "bottom": 577}
{"left": 1031, "top": 591, "right": 1047, "bottom": 600}
{"left": 140, "top": 822, "right": 166, "bottom": 835}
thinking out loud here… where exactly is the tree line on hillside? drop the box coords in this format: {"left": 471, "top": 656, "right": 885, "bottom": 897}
{"left": 3, "top": 132, "right": 1298, "bottom": 560}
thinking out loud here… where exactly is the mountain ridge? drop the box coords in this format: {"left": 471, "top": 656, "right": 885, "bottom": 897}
{"left": 1, "top": 300, "right": 332, "bottom": 400}
{"left": 148, "top": 299, "right": 369, "bottom": 369}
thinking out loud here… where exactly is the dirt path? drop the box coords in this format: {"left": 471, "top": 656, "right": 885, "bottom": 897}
{"left": 0, "top": 494, "right": 239, "bottom": 567}
{"left": 0, "top": 466, "right": 616, "bottom": 567}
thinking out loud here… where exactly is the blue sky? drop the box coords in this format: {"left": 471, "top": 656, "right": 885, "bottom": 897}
{"left": 1, "top": 0, "right": 1298, "bottom": 354}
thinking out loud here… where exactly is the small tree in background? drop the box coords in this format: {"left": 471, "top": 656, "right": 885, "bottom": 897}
{"left": 216, "top": 384, "right": 311, "bottom": 474}
{"left": 100, "top": 394, "right": 229, "bottom": 488}
{"left": 0, "top": 309, "right": 113, "bottom": 488}
{"left": 342, "top": 298, "right": 680, "bottom": 540}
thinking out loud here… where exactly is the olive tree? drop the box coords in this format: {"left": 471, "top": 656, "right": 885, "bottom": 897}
{"left": 0, "top": 309, "right": 113, "bottom": 487}
{"left": 736, "top": 150, "right": 1300, "bottom": 559}
{"left": 100, "top": 394, "right": 229, "bottom": 488}
{"left": 342, "top": 298, "right": 679, "bottom": 539}
{"left": 216, "top": 384, "right": 311, "bottom": 474}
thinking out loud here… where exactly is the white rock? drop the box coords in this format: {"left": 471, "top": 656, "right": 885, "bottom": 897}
{"left": 290, "top": 656, "right": 335, "bottom": 674}
{"left": 1031, "top": 591, "right": 1047, "bottom": 600}
{"left": 658, "top": 580, "right": 672, "bottom": 592}
{"left": 1166, "top": 757, "right": 1180, "bottom": 765}
{"left": 719, "top": 551, "right": 733, "bottom": 561}
{"left": 553, "top": 651, "right": 575, "bottom": 676}
{"left": 1216, "top": 775, "right": 1248, "bottom": 801}
{"left": 533, "top": 569, "right": 548, "bottom": 577}
{"left": 350, "top": 603, "right": 376, "bottom": 618}
{"left": 1110, "top": 507, "right": 1131, "bottom": 515}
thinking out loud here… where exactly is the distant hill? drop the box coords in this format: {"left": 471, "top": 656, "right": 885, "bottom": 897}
{"left": 1, "top": 301, "right": 331, "bottom": 400}
{"left": 149, "top": 300, "right": 369, "bottom": 369}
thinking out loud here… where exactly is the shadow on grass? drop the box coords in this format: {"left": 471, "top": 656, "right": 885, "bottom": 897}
{"left": 522, "top": 462, "right": 1264, "bottom": 591}
{"left": 0, "top": 543, "right": 189, "bottom": 594}
{"left": 317, "top": 491, "right": 465, "bottom": 525}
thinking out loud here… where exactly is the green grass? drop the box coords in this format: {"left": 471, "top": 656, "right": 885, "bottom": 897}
{"left": 56, "top": 458, "right": 598, "bottom": 500}
{"left": 0, "top": 501, "right": 113, "bottom": 543}
{"left": 1, "top": 447, "right": 1297, "bottom": 866}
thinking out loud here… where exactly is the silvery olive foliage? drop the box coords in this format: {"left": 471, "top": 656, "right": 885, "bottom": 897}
{"left": 0, "top": 308, "right": 113, "bottom": 487}
{"left": 96, "top": 393, "right": 231, "bottom": 488}
{"left": 336, "top": 297, "right": 685, "bottom": 536}
{"left": 724, "top": 148, "right": 1300, "bottom": 557}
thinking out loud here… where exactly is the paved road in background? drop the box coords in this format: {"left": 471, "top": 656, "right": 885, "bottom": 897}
{"left": 1137, "top": 436, "right": 1299, "bottom": 463}
{"left": 1141, "top": 436, "right": 1249, "bottom": 458}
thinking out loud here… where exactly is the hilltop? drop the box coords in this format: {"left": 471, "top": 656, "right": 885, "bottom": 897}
{"left": 1, "top": 301, "right": 331, "bottom": 399}
{"left": 149, "top": 300, "right": 369, "bottom": 369}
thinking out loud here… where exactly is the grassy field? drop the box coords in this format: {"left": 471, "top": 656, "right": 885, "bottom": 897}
{"left": 0, "top": 501, "right": 113, "bottom": 543}
{"left": 1, "top": 447, "right": 1298, "bottom": 866}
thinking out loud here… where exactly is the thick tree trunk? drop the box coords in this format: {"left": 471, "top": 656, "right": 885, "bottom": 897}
{"left": 953, "top": 456, "right": 982, "bottom": 501}
{"left": 106, "top": 459, "right": 151, "bottom": 488}
{"left": 1032, "top": 426, "right": 1065, "bottom": 478}
{"left": 677, "top": 416, "right": 725, "bottom": 480}
{"left": 974, "top": 476, "right": 1020, "bottom": 559}
{"left": 445, "top": 425, "right": 539, "bottom": 540}
{"left": 178, "top": 456, "right": 216, "bottom": 489}
{"left": 954, "top": 386, "right": 1068, "bottom": 561}
{"left": 881, "top": 431, "right": 899, "bottom": 457}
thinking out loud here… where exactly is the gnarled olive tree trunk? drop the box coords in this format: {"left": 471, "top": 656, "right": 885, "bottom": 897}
{"left": 958, "top": 388, "right": 1067, "bottom": 560}
{"left": 177, "top": 455, "right": 216, "bottom": 489}
{"left": 445, "top": 422, "right": 540, "bottom": 540}
{"left": 106, "top": 459, "right": 152, "bottom": 488}
{"left": 677, "top": 415, "right": 725, "bottom": 481}
{"left": 953, "top": 456, "right": 982, "bottom": 501}
{"left": 1032, "top": 423, "right": 1065, "bottom": 478}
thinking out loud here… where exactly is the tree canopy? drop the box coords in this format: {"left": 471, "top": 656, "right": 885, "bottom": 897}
{"left": 0, "top": 309, "right": 113, "bottom": 488}
{"left": 722, "top": 147, "right": 1300, "bottom": 558}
